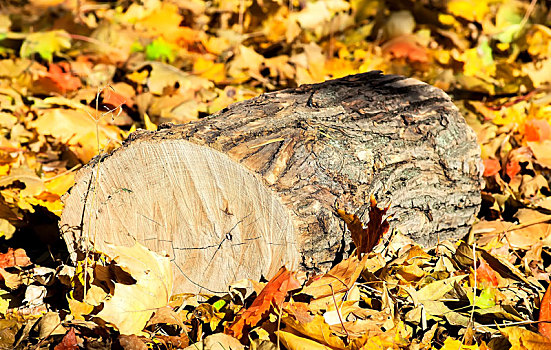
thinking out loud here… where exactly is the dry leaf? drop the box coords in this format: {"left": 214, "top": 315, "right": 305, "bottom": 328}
{"left": 228, "top": 266, "right": 300, "bottom": 339}
{"left": 96, "top": 243, "right": 173, "bottom": 335}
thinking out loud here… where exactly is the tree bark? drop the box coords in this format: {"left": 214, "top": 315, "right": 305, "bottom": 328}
{"left": 60, "top": 71, "right": 482, "bottom": 294}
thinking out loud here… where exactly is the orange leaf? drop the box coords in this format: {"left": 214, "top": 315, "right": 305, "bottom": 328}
{"left": 102, "top": 88, "right": 127, "bottom": 108}
{"left": 337, "top": 195, "right": 390, "bottom": 257}
{"left": 539, "top": 283, "right": 551, "bottom": 339}
{"left": 483, "top": 159, "right": 501, "bottom": 177}
{"left": 382, "top": 35, "right": 429, "bottom": 63}
{"left": 46, "top": 62, "right": 82, "bottom": 94}
{"left": 0, "top": 248, "right": 32, "bottom": 268}
{"left": 476, "top": 258, "right": 499, "bottom": 287}
{"left": 227, "top": 267, "right": 300, "bottom": 339}
{"left": 525, "top": 119, "right": 551, "bottom": 142}
{"left": 505, "top": 160, "right": 521, "bottom": 179}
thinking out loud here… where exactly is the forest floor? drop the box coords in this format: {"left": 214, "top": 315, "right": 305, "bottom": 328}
{"left": 1, "top": 0, "right": 551, "bottom": 349}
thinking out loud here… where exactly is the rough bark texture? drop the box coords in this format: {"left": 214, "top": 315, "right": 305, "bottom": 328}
{"left": 61, "top": 71, "right": 482, "bottom": 294}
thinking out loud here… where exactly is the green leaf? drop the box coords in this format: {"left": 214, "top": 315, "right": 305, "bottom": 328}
{"left": 20, "top": 30, "right": 71, "bottom": 62}
{"left": 468, "top": 287, "right": 496, "bottom": 309}
{"left": 145, "top": 37, "right": 176, "bottom": 63}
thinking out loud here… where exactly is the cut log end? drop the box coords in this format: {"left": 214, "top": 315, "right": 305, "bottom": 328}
{"left": 61, "top": 71, "right": 483, "bottom": 294}
{"left": 61, "top": 140, "right": 300, "bottom": 294}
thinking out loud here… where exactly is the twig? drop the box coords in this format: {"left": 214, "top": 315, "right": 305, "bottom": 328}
{"left": 329, "top": 283, "right": 349, "bottom": 340}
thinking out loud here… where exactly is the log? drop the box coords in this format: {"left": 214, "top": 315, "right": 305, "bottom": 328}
{"left": 60, "top": 71, "right": 482, "bottom": 294}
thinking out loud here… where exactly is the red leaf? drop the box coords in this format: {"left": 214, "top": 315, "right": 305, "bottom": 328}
{"left": 476, "top": 258, "right": 499, "bottom": 287}
{"left": 0, "top": 248, "right": 32, "bottom": 268}
{"left": 525, "top": 119, "right": 551, "bottom": 142}
{"left": 483, "top": 159, "right": 501, "bottom": 177}
{"left": 505, "top": 160, "right": 521, "bottom": 179}
{"left": 46, "top": 62, "right": 82, "bottom": 94}
{"left": 382, "top": 35, "right": 429, "bottom": 63}
{"left": 539, "top": 283, "right": 551, "bottom": 339}
{"left": 338, "top": 195, "right": 390, "bottom": 257}
{"left": 102, "top": 88, "right": 128, "bottom": 108}
{"left": 227, "top": 267, "right": 300, "bottom": 339}
{"left": 54, "top": 328, "right": 78, "bottom": 350}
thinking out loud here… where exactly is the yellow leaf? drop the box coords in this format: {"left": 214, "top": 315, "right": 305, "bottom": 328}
{"left": 44, "top": 172, "right": 75, "bottom": 196}
{"left": 0, "top": 164, "right": 10, "bottom": 176}
{"left": 193, "top": 57, "right": 226, "bottom": 83}
{"left": 440, "top": 338, "right": 479, "bottom": 350}
{"left": 276, "top": 330, "right": 334, "bottom": 350}
{"left": 0, "top": 219, "right": 15, "bottom": 240}
{"left": 0, "top": 167, "right": 45, "bottom": 197}
{"left": 283, "top": 315, "right": 346, "bottom": 349}
{"left": 136, "top": 3, "right": 183, "bottom": 39}
{"left": 96, "top": 243, "right": 173, "bottom": 335}
{"left": 31, "top": 108, "right": 121, "bottom": 163}
{"left": 67, "top": 297, "right": 94, "bottom": 321}
{"left": 500, "top": 326, "right": 551, "bottom": 349}
{"left": 228, "top": 45, "right": 265, "bottom": 82}
{"left": 143, "top": 113, "right": 157, "bottom": 131}
{"left": 20, "top": 30, "right": 71, "bottom": 62}
{"left": 448, "top": 0, "right": 489, "bottom": 22}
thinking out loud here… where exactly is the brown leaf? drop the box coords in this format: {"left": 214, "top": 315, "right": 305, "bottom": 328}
{"left": 338, "top": 195, "right": 389, "bottom": 257}
{"left": 501, "top": 326, "right": 551, "bottom": 349}
{"left": 118, "top": 334, "right": 147, "bottom": 350}
{"left": 300, "top": 255, "right": 366, "bottom": 299}
{"left": 54, "top": 328, "right": 78, "bottom": 350}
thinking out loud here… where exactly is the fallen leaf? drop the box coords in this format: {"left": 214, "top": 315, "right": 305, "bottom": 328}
{"left": 204, "top": 333, "right": 244, "bottom": 350}
{"left": 0, "top": 167, "right": 45, "bottom": 198}
{"left": 539, "top": 282, "right": 551, "bottom": 339}
{"left": 96, "top": 243, "right": 173, "bottom": 335}
{"left": 501, "top": 326, "right": 551, "bottom": 349}
{"left": 31, "top": 108, "right": 121, "bottom": 162}
{"left": 476, "top": 258, "right": 499, "bottom": 287}
{"left": 228, "top": 266, "right": 300, "bottom": 339}
{"left": 382, "top": 35, "right": 429, "bottom": 63}
{"left": 20, "top": 30, "right": 71, "bottom": 62}
{"left": 338, "top": 195, "right": 389, "bottom": 257}
{"left": 276, "top": 330, "right": 334, "bottom": 350}
{"left": 0, "top": 248, "right": 32, "bottom": 268}
{"left": 528, "top": 141, "right": 551, "bottom": 168}
{"left": 54, "top": 328, "right": 78, "bottom": 350}
{"left": 440, "top": 337, "right": 479, "bottom": 350}
{"left": 525, "top": 119, "right": 551, "bottom": 142}
{"left": 483, "top": 159, "right": 501, "bottom": 177}
{"left": 42, "top": 62, "right": 82, "bottom": 94}
{"left": 300, "top": 255, "right": 366, "bottom": 299}
{"left": 282, "top": 314, "right": 347, "bottom": 349}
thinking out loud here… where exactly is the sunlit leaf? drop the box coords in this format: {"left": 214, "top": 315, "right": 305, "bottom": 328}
{"left": 20, "top": 30, "right": 71, "bottom": 62}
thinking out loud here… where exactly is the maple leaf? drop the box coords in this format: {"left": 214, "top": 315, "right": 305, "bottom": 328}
{"left": 227, "top": 266, "right": 300, "bottom": 339}
{"left": 337, "top": 195, "right": 390, "bottom": 258}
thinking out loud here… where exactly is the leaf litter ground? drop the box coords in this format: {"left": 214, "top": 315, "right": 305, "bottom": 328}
{"left": 1, "top": 0, "right": 551, "bottom": 349}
